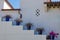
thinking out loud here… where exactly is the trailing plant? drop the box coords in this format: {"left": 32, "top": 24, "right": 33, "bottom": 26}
{"left": 25, "top": 23, "right": 33, "bottom": 30}
{"left": 35, "top": 27, "right": 44, "bottom": 35}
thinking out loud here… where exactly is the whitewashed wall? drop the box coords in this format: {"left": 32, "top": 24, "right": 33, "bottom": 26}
{"left": 0, "top": 0, "right": 4, "bottom": 11}
{"left": 0, "top": 18, "right": 46, "bottom": 40}
{"left": 0, "top": 11, "right": 20, "bottom": 20}
{"left": 3, "top": 1, "right": 12, "bottom": 9}
{"left": 0, "top": 0, "right": 4, "bottom": 17}
{"left": 21, "top": 0, "right": 60, "bottom": 40}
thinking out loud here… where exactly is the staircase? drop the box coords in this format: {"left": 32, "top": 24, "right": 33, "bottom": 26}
{"left": 0, "top": 18, "right": 46, "bottom": 40}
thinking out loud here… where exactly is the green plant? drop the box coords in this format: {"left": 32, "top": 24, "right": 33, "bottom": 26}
{"left": 15, "top": 19, "right": 23, "bottom": 25}
{"left": 2, "top": 15, "right": 12, "bottom": 21}
{"left": 36, "top": 27, "right": 44, "bottom": 34}
{"left": 25, "top": 23, "right": 33, "bottom": 30}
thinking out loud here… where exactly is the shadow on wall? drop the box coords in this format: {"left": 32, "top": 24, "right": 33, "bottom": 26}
{"left": 12, "top": 18, "right": 23, "bottom": 26}
{"left": 2, "top": 15, "right": 12, "bottom": 21}
{"left": 23, "top": 22, "right": 34, "bottom": 30}
{"left": 34, "top": 27, "right": 44, "bottom": 35}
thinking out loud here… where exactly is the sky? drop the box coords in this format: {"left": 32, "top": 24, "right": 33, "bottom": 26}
{"left": 52, "top": 0, "right": 60, "bottom": 2}
{"left": 8, "top": 0, "right": 20, "bottom": 9}
{"left": 8, "top": 0, "right": 60, "bottom": 9}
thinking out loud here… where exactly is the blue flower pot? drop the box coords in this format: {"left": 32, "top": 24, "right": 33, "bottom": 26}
{"left": 16, "top": 22, "right": 20, "bottom": 25}
{"left": 6, "top": 17, "right": 10, "bottom": 21}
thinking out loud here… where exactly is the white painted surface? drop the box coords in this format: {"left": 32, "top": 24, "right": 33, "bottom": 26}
{"left": 21, "top": 0, "right": 60, "bottom": 40}
{"left": 0, "top": 0, "right": 4, "bottom": 10}
{"left": 0, "top": 0, "right": 60, "bottom": 40}
{"left": 1, "top": 11, "right": 20, "bottom": 20}
{"left": 0, "top": 21, "right": 12, "bottom": 34}
{"left": 3, "top": 1, "right": 12, "bottom": 9}
{"left": 0, "top": 18, "right": 46, "bottom": 40}
{"left": 34, "top": 35, "right": 46, "bottom": 40}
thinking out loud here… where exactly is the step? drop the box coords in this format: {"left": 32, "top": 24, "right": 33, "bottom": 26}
{"left": 34, "top": 35, "right": 46, "bottom": 40}
{"left": 5, "top": 33, "right": 34, "bottom": 40}
{"left": 23, "top": 30, "right": 34, "bottom": 35}
{"left": 5, "top": 25, "right": 23, "bottom": 34}
{"left": 0, "top": 34, "right": 5, "bottom": 40}
{"left": 0, "top": 21, "right": 12, "bottom": 34}
{"left": 4, "top": 29, "right": 34, "bottom": 35}
{"left": 0, "top": 34, "right": 46, "bottom": 40}
{"left": 3, "top": 30, "right": 34, "bottom": 40}
{"left": 0, "top": 18, "right": 1, "bottom": 22}
{"left": 1, "top": 21, "right": 12, "bottom": 26}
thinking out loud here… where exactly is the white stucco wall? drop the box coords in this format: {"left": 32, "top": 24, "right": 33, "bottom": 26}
{"left": 21, "top": 0, "right": 60, "bottom": 40}
{"left": 0, "top": 11, "right": 20, "bottom": 20}
{"left": 3, "top": 1, "right": 12, "bottom": 9}
{"left": 0, "top": 18, "right": 46, "bottom": 40}
{"left": 0, "top": 0, "right": 4, "bottom": 11}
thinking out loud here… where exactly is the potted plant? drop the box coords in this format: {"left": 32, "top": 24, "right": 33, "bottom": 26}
{"left": 3, "top": 15, "right": 12, "bottom": 21}
{"left": 35, "top": 27, "right": 44, "bottom": 35}
{"left": 49, "top": 31, "right": 59, "bottom": 40}
{"left": 15, "top": 19, "right": 22, "bottom": 25}
{"left": 25, "top": 23, "right": 33, "bottom": 30}
{"left": 46, "top": 35, "right": 51, "bottom": 40}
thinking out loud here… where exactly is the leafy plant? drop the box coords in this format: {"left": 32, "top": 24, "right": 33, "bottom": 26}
{"left": 36, "top": 27, "right": 44, "bottom": 34}
{"left": 25, "top": 23, "right": 33, "bottom": 30}
{"left": 15, "top": 19, "right": 23, "bottom": 25}
{"left": 2, "top": 15, "right": 12, "bottom": 21}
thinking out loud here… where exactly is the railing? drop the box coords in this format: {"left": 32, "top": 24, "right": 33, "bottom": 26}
{"left": 44, "top": 2, "right": 60, "bottom": 11}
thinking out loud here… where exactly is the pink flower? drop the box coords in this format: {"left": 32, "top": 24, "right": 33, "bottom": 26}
{"left": 49, "top": 31, "right": 59, "bottom": 38}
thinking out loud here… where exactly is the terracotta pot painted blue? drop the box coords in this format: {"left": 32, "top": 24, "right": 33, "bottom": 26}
{"left": 6, "top": 17, "right": 10, "bottom": 21}
{"left": 27, "top": 25, "right": 31, "bottom": 30}
{"left": 16, "top": 22, "right": 20, "bottom": 25}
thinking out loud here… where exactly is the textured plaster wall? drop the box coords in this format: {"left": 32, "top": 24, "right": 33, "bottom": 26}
{"left": 0, "top": 18, "right": 46, "bottom": 40}
{"left": 0, "top": 0, "right": 4, "bottom": 11}
{"left": 21, "top": 0, "right": 60, "bottom": 40}
{"left": 0, "top": 11, "right": 20, "bottom": 20}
